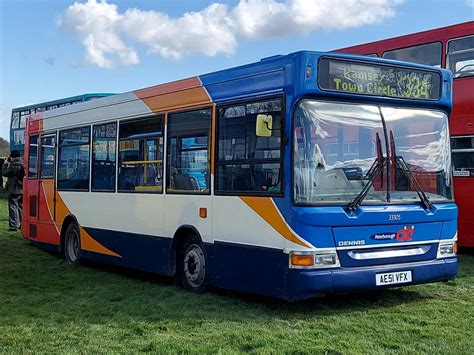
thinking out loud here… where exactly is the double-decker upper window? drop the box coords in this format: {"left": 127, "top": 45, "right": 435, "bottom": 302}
{"left": 118, "top": 116, "right": 164, "bottom": 192}
{"left": 382, "top": 42, "right": 442, "bottom": 67}
{"left": 447, "top": 36, "right": 474, "bottom": 78}
{"left": 57, "top": 127, "right": 91, "bottom": 190}
{"left": 216, "top": 99, "right": 283, "bottom": 195}
{"left": 11, "top": 112, "right": 20, "bottom": 129}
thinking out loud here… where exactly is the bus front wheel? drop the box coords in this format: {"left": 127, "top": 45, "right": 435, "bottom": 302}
{"left": 178, "top": 236, "right": 208, "bottom": 293}
{"left": 64, "top": 222, "right": 81, "bottom": 265}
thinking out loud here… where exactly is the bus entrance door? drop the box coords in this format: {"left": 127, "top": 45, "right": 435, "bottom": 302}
{"left": 23, "top": 135, "right": 39, "bottom": 240}
{"left": 37, "top": 135, "right": 59, "bottom": 245}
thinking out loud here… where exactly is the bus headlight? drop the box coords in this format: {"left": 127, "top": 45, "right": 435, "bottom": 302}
{"left": 315, "top": 253, "right": 337, "bottom": 266}
{"left": 437, "top": 242, "right": 457, "bottom": 258}
{"left": 289, "top": 251, "right": 339, "bottom": 268}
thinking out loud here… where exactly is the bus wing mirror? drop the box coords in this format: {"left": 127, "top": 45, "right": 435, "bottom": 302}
{"left": 256, "top": 114, "right": 273, "bottom": 137}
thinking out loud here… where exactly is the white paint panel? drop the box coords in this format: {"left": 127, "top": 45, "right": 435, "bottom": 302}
{"left": 59, "top": 192, "right": 166, "bottom": 237}
{"left": 42, "top": 92, "right": 152, "bottom": 131}
{"left": 58, "top": 192, "right": 312, "bottom": 252}
{"left": 164, "top": 194, "right": 213, "bottom": 243}
{"left": 213, "top": 196, "right": 286, "bottom": 250}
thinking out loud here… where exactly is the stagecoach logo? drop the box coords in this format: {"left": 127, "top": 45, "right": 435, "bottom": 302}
{"left": 370, "top": 226, "right": 415, "bottom": 242}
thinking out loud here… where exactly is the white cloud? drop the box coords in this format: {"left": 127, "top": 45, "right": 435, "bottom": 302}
{"left": 58, "top": 0, "right": 139, "bottom": 68}
{"left": 121, "top": 3, "right": 236, "bottom": 60}
{"left": 59, "top": 0, "right": 403, "bottom": 68}
{"left": 466, "top": 0, "right": 474, "bottom": 8}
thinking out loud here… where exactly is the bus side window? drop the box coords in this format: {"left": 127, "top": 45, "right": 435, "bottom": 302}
{"left": 28, "top": 135, "right": 39, "bottom": 179}
{"left": 447, "top": 35, "right": 474, "bottom": 78}
{"left": 57, "top": 127, "right": 91, "bottom": 191}
{"left": 92, "top": 123, "right": 117, "bottom": 192}
{"left": 118, "top": 116, "right": 164, "bottom": 193}
{"left": 451, "top": 136, "right": 474, "bottom": 177}
{"left": 40, "top": 135, "right": 56, "bottom": 179}
{"left": 382, "top": 42, "right": 442, "bottom": 67}
{"left": 167, "top": 109, "right": 211, "bottom": 194}
{"left": 216, "top": 99, "right": 283, "bottom": 195}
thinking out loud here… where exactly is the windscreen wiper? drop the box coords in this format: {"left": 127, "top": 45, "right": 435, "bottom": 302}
{"left": 348, "top": 157, "right": 387, "bottom": 212}
{"left": 348, "top": 133, "right": 386, "bottom": 212}
{"left": 390, "top": 130, "right": 432, "bottom": 211}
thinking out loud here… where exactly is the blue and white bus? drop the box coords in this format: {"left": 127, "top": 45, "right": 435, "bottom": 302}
{"left": 10, "top": 93, "right": 113, "bottom": 155}
{"left": 23, "top": 51, "right": 457, "bottom": 300}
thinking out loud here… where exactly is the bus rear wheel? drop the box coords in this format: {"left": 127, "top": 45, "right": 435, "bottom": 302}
{"left": 178, "top": 236, "right": 208, "bottom": 293}
{"left": 64, "top": 222, "right": 81, "bottom": 265}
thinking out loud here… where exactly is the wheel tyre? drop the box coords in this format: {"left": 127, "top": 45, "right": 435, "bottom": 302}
{"left": 178, "top": 236, "right": 208, "bottom": 293}
{"left": 64, "top": 222, "right": 81, "bottom": 265}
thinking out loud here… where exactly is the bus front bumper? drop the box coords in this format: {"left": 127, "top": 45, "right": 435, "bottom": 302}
{"left": 284, "top": 257, "right": 457, "bottom": 301}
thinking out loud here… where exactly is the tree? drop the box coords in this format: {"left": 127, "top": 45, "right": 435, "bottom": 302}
{"left": 0, "top": 137, "right": 10, "bottom": 157}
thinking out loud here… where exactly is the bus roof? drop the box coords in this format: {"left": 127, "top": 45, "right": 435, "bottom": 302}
{"left": 335, "top": 21, "right": 473, "bottom": 55}
{"left": 12, "top": 93, "right": 115, "bottom": 112}
{"left": 35, "top": 51, "right": 453, "bottom": 131}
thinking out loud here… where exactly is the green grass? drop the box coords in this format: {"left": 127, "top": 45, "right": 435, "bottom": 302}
{"left": 0, "top": 193, "right": 473, "bottom": 353}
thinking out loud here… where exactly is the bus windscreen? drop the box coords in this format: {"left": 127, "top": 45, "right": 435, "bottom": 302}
{"left": 318, "top": 57, "right": 441, "bottom": 100}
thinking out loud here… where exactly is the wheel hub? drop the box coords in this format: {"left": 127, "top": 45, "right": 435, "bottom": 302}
{"left": 183, "top": 244, "right": 206, "bottom": 287}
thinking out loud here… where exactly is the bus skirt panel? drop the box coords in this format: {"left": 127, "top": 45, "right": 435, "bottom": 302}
{"left": 285, "top": 257, "right": 457, "bottom": 301}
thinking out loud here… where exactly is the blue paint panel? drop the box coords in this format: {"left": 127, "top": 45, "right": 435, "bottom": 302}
{"left": 30, "top": 228, "right": 457, "bottom": 301}
{"left": 83, "top": 227, "right": 173, "bottom": 275}
{"left": 336, "top": 243, "right": 439, "bottom": 268}
{"left": 290, "top": 204, "right": 457, "bottom": 248}
{"left": 284, "top": 257, "right": 456, "bottom": 301}
{"left": 202, "top": 69, "right": 286, "bottom": 103}
{"left": 329, "top": 258, "right": 456, "bottom": 294}
{"left": 208, "top": 241, "right": 287, "bottom": 299}
{"left": 441, "top": 219, "right": 458, "bottom": 240}
{"left": 333, "top": 222, "right": 442, "bottom": 246}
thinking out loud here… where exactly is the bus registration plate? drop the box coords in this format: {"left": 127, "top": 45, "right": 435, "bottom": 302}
{"left": 376, "top": 271, "right": 412, "bottom": 286}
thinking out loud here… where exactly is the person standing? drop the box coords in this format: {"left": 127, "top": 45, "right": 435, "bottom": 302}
{"left": 2, "top": 150, "right": 25, "bottom": 231}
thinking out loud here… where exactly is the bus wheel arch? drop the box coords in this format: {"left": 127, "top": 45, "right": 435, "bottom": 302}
{"left": 171, "top": 225, "right": 208, "bottom": 292}
{"left": 60, "top": 215, "right": 81, "bottom": 264}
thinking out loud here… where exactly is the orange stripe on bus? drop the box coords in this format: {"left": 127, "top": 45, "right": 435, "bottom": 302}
{"left": 53, "top": 191, "right": 121, "bottom": 258}
{"left": 80, "top": 227, "right": 122, "bottom": 258}
{"left": 240, "top": 197, "right": 310, "bottom": 248}
{"left": 139, "top": 87, "right": 211, "bottom": 113}
{"left": 134, "top": 77, "right": 202, "bottom": 99}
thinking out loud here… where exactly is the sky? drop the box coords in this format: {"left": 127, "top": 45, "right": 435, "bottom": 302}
{"left": 0, "top": 0, "right": 473, "bottom": 141}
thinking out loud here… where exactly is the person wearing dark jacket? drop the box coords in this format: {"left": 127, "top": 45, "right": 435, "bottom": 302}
{"left": 2, "top": 150, "right": 25, "bottom": 231}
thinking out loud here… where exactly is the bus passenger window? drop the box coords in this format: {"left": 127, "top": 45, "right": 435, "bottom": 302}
{"left": 118, "top": 116, "right": 163, "bottom": 192}
{"left": 447, "top": 36, "right": 474, "bottom": 78}
{"left": 92, "top": 123, "right": 117, "bottom": 191}
{"left": 28, "top": 135, "right": 39, "bottom": 179}
{"left": 57, "top": 127, "right": 91, "bottom": 191}
{"left": 167, "top": 109, "right": 211, "bottom": 193}
{"left": 216, "top": 99, "right": 282, "bottom": 195}
{"left": 40, "top": 135, "right": 56, "bottom": 179}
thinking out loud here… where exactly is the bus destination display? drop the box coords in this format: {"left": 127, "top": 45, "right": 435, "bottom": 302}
{"left": 318, "top": 58, "right": 441, "bottom": 100}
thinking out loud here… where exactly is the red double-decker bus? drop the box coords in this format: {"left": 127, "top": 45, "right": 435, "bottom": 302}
{"left": 335, "top": 21, "right": 474, "bottom": 247}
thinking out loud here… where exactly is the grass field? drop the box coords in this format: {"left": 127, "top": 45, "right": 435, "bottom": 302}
{"left": 0, "top": 192, "right": 473, "bottom": 353}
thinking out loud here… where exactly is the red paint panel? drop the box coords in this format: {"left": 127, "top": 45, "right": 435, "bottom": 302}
{"left": 454, "top": 178, "right": 474, "bottom": 247}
